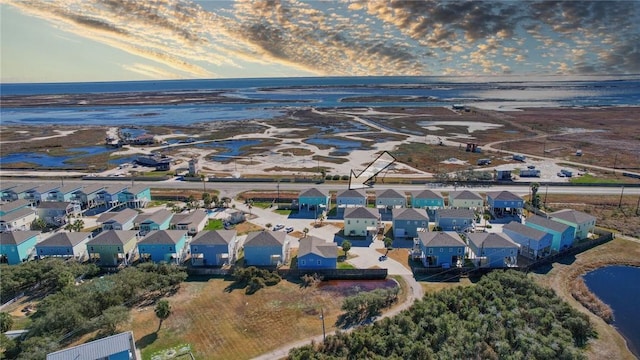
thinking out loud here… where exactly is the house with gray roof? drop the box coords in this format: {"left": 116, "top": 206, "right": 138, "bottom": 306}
{"left": 336, "top": 188, "right": 367, "bottom": 208}
{"left": 87, "top": 230, "right": 139, "bottom": 266}
{"left": 75, "top": 184, "right": 105, "bottom": 209}
{"left": 392, "top": 208, "right": 429, "bottom": 238}
{"left": 297, "top": 235, "right": 337, "bottom": 269}
{"left": 1, "top": 184, "right": 38, "bottom": 202}
{"left": 138, "top": 230, "right": 188, "bottom": 264}
{"left": 417, "top": 232, "right": 466, "bottom": 267}
{"left": 435, "top": 208, "right": 476, "bottom": 232}
{"left": 37, "top": 201, "right": 81, "bottom": 226}
{"left": 32, "top": 184, "right": 62, "bottom": 204}
{"left": 46, "top": 331, "right": 138, "bottom": 360}
{"left": 411, "top": 190, "right": 445, "bottom": 212}
{"left": 448, "top": 190, "right": 483, "bottom": 209}
{"left": 190, "top": 230, "right": 238, "bottom": 266}
{"left": 375, "top": 189, "right": 406, "bottom": 210}
{"left": 485, "top": 191, "right": 524, "bottom": 219}
{"left": 171, "top": 209, "right": 208, "bottom": 235}
{"left": 525, "top": 215, "right": 575, "bottom": 253}
{"left": 343, "top": 207, "right": 382, "bottom": 238}
{"left": 47, "top": 184, "right": 84, "bottom": 203}
{"left": 0, "top": 231, "right": 40, "bottom": 264}
{"left": 0, "top": 207, "right": 37, "bottom": 232}
{"left": 0, "top": 199, "right": 32, "bottom": 216}
{"left": 36, "top": 232, "right": 92, "bottom": 260}
{"left": 97, "top": 208, "right": 139, "bottom": 231}
{"left": 243, "top": 230, "right": 289, "bottom": 266}
{"left": 549, "top": 209, "right": 596, "bottom": 240}
{"left": 297, "top": 187, "right": 330, "bottom": 213}
{"left": 503, "top": 221, "right": 552, "bottom": 259}
{"left": 136, "top": 209, "right": 173, "bottom": 234}
{"left": 467, "top": 232, "right": 519, "bottom": 268}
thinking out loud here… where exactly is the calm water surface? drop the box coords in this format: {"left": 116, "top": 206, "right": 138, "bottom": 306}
{"left": 584, "top": 265, "right": 640, "bottom": 357}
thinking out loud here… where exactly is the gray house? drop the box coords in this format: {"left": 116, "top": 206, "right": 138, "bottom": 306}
{"left": 46, "top": 331, "right": 138, "bottom": 360}
{"left": 335, "top": 188, "right": 367, "bottom": 209}
{"left": 97, "top": 208, "right": 139, "bottom": 231}
{"left": 467, "top": 232, "right": 519, "bottom": 268}
{"left": 392, "top": 208, "right": 429, "bottom": 239}
{"left": 435, "top": 208, "right": 476, "bottom": 232}
{"left": 375, "top": 189, "right": 406, "bottom": 210}
{"left": 448, "top": 190, "right": 483, "bottom": 209}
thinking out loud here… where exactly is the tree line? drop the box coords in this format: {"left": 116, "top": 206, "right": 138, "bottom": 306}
{"left": 288, "top": 270, "right": 595, "bottom": 360}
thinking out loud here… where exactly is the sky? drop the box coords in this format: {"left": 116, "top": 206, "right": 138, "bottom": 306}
{"left": 1, "top": 0, "right": 639, "bottom": 83}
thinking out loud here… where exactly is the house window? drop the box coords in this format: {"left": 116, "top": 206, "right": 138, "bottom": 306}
{"left": 300, "top": 260, "right": 306, "bottom": 265}
{"left": 440, "top": 248, "right": 443, "bottom": 252}
{"left": 169, "top": 247, "right": 173, "bottom": 252}
{"left": 193, "top": 247, "right": 198, "bottom": 252}
{"left": 458, "top": 248, "right": 462, "bottom": 254}
{"left": 449, "top": 248, "right": 453, "bottom": 252}
{"left": 90, "top": 247, "right": 94, "bottom": 251}
{"left": 317, "top": 260, "right": 322, "bottom": 265}
{"left": 428, "top": 248, "right": 433, "bottom": 254}
{"left": 347, "top": 220, "right": 351, "bottom": 224}
{"left": 117, "top": 247, "right": 120, "bottom": 251}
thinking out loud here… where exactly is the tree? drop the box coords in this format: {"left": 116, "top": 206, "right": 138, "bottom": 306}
{"left": 383, "top": 237, "right": 393, "bottom": 254}
{"left": 303, "top": 227, "right": 309, "bottom": 238}
{"left": 483, "top": 212, "right": 491, "bottom": 227}
{"left": 200, "top": 174, "right": 206, "bottom": 192}
{"left": 187, "top": 195, "right": 197, "bottom": 209}
{"left": 0, "top": 312, "right": 13, "bottom": 332}
{"left": 341, "top": 240, "right": 352, "bottom": 258}
{"left": 98, "top": 305, "right": 130, "bottom": 335}
{"left": 64, "top": 217, "right": 84, "bottom": 232}
{"left": 247, "top": 199, "right": 253, "bottom": 215}
{"left": 530, "top": 182, "right": 541, "bottom": 209}
{"left": 30, "top": 218, "right": 48, "bottom": 231}
{"left": 265, "top": 223, "right": 272, "bottom": 231}
{"left": 154, "top": 299, "right": 171, "bottom": 332}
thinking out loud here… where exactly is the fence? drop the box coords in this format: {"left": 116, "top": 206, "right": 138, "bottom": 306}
{"left": 186, "top": 267, "right": 388, "bottom": 280}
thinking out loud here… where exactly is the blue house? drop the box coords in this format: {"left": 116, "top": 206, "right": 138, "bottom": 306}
{"left": 417, "top": 232, "right": 466, "bottom": 267}
{"left": 32, "top": 184, "right": 62, "bottom": 204}
{"left": 0, "top": 183, "right": 19, "bottom": 202}
{"left": 336, "top": 188, "right": 367, "bottom": 209}
{"left": 75, "top": 184, "right": 105, "bottom": 209}
{"left": 243, "top": 230, "right": 289, "bottom": 266}
{"left": 97, "top": 208, "right": 139, "bottom": 231}
{"left": 190, "top": 230, "right": 238, "bottom": 266}
{"left": 1, "top": 184, "right": 38, "bottom": 202}
{"left": 411, "top": 190, "right": 445, "bottom": 212}
{"left": 297, "top": 235, "right": 337, "bottom": 269}
{"left": 485, "top": 191, "right": 524, "bottom": 219}
{"left": 138, "top": 230, "right": 188, "bottom": 264}
{"left": 136, "top": 209, "right": 173, "bottom": 234}
{"left": 298, "top": 188, "right": 329, "bottom": 213}
{"left": 35, "top": 232, "right": 92, "bottom": 260}
{"left": 119, "top": 185, "right": 151, "bottom": 208}
{"left": 467, "top": 232, "right": 519, "bottom": 268}
{"left": 503, "top": 221, "right": 552, "bottom": 259}
{"left": 0, "top": 231, "right": 40, "bottom": 265}
{"left": 525, "top": 215, "right": 575, "bottom": 253}
{"left": 47, "top": 184, "right": 84, "bottom": 202}
{"left": 435, "top": 208, "right": 476, "bottom": 232}
{"left": 46, "top": 331, "right": 138, "bottom": 360}
{"left": 375, "top": 189, "right": 406, "bottom": 210}
{"left": 97, "top": 185, "right": 128, "bottom": 208}
{"left": 392, "top": 208, "right": 429, "bottom": 239}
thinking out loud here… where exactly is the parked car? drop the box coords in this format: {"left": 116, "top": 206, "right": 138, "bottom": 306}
{"left": 285, "top": 226, "right": 294, "bottom": 233}
{"left": 273, "top": 224, "right": 285, "bottom": 231}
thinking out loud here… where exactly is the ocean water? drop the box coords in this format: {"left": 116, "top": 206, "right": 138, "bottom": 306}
{"left": 1, "top": 76, "right": 639, "bottom": 126}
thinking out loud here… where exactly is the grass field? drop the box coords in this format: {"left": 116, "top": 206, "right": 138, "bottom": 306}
{"left": 129, "top": 277, "right": 351, "bottom": 360}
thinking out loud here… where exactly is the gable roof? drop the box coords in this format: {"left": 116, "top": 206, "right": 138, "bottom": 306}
{"left": 190, "top": 230, "right": 236, "bottom": 246}
{"left": 375, "top": 189, "right": 406, "bottom": 199}
{"left": 46, "top": 331, "right": 136, "bottom": 360}
{"left": 449, "top": 190, "right": 483, "bottom": 201}
{"left": 87, "top": 230, "right": 138, "bottom": 246}
{"left": 411, "top": 189, "right": 444, "bottom": 200}
{"left": 77, "top": 184, "right": 105, "bottom": 195}
{"left": 436, "top": 208, "right": 475, "bottom": 219}
{"left": 34, "top": 183, "right": 61, "bottom": 194}
{"left": 298, "top": 236, "right": 337, "bottom": 258}
{"left": 244, "top": 231, "right": 286, "bottom": 247}
{"left": 139, "top": 230, "right": 187, "bottom": 245}
{"left": 0, "top": 207, "right": 36, "bottom": 223}
{"left": 0, "top": 182, "right": 19, "bottom": 192}
{"left": 0, "top": 199, "right": 32, "bottom": 214}
{"left": 526, "top": 215, "right": 572, "bottom": 233}
{"left": 418, "top": 232, "right": 466, "bottom": 247}
{"left": 124, "top": 185, "right": 150, "bottom": 196}
{"left": 503, "top": 221, "right": 549, "bottom": 241}
{"left": 486, "top": 191, "right": 522, "bottom": 202}
{"left": 467, "top": 232, "right": 518, "bottom": 249}
{"left": 299, "top": 188, "right": 327, "bottom": 198}
{"left": 171, "top": 209, "right": 207, "bottom": 226}
{"left": 136, "top": 209, "right": 173, "bottom": 225}
{"left": 336, "top": 188, "right": 366, "bottom": 198}
{"left": 550, "top": 209, "right": 596, "bottom": 224}
{"left": 0, "top": 231, "right": 40, "bottom": 246}
{"left": 38, "top": 201, "right": 73, "bottom": 210}
{"left": 392, "top": 208, "right": 429, "bottom": 221}
{"left": 97, "top": 208, "right": 139, "bottom": 224}
{"left": 38, "top": 232, "right": 92, "bottom": 247}
{"left": 56, "top": 184, "right": 83, "bottom": 195}
{"left": 5, "top": 183, "right": 38, "bottom": 194}
{"left": 101, "top": 185, "right": 128, "bottom": 195}
{"left": 344, "top": 206, "right": 379, "bottom": 219}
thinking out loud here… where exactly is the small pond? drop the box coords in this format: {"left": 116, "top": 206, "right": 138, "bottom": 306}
{"left": 196, "top": 139, "right": 262, "bottom": 162}
{"left": 305, "top": 137, "right": 361, "bottom": 151}
{"left": 584, "top": 265, "right": 640, "bottom": 358}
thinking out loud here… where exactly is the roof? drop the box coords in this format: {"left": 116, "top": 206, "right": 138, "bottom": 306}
{"left": 56, "top": 184, "right": 83, "bottom": 194}
{"left": 550, "top": 209, "right": 596, "bottom": 224}
{"left": 4, "top": 183, "right": 38, "bottom": 194}
{"left": 526, "top": 215, "right": 572, "bottom": 233}
{"left": 139, "top": 230, "right": 187, "bottom": 245}
{"left": 375, "top": 188, "right": 406, "bottom": 199}
{"left": 136, "top": 209, "right": 173, "bottom": 225}
{"left": 38, "top": 201, "right": 73, "bottom": 210}
{"left": 418, "top": 232, "right": 466, "bottom": 247}
{"left": 38, "top": 232, "right": 92, "bottom": 247}
{"left": 0, "top": 182, "right": 19, "bottom": 192}
{"left": 486, "top": 191, "right": 522, "bottom": 202}
{"left": 0, "top": 199, "right": 32, "bottom": 213}
{"left": 87, "top": 230, "right": 138, "bottom": 246}
{"left": 97, "top": 208, "right": 139, "bottom": 224}
{"left": 171, "top": 209, "right": 207, "bottom": 226}
{"left": 101, "top": 185, "right": 128, "bottom": 194}
{"left": 436, "top": 208, "right": 475, "bottom": 219}
{"left": 0, "top": 231, "right": 40, "bottom": 246}
{"left": 449, "top": 190, "right": 483, "bottom": 201}
{"left": 0, "top": 207, "right": 36, "bottom": 223}
{"left": 411, "top": 190, "right": 444, "bottom": 200}
{"left": 191, "top": 230, "right": 236, "bottom": 246}
{"left": 298, "top": 236, "right": 337, "bottom": 258}
{"left": 46, "top": 331, "right": 136, "bottom": 360}
{"left": 344, "top": 206, "right": 379, "bottom": 219}
{"left": 298, "top": 188, "right": 327, "bottom": 198}
{"left": 124, "top": 184, "right": 150, "bottom": 195}
{"left": 77, "top": 184, "right": 105, "bottom": 195}
{"left": 244, "top": 231, "right": 286, "bottom": 247}
{"left": 503, "top": 221, "right": 549, "bottom": 241}
{"left": 34, "top": 183, "right": 61, "bottom": 194}
{"left": 467, "top": 232, "right": 519, "bottom": 249}
{"left": 336, "top": 188, "right": 366, "bottom": 198}
{"left": 392, "top": 208, "right": 429, "bottom": 221}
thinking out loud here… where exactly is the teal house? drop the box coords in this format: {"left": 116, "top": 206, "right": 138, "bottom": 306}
{"left": 297, "top": 236, "right": 337, "bottom": 269}
{"left": 411, "top": 190, "right": 445, "bottom": 211}
{"left": 0, "top": 231, "right": 40, "bottom": 265}
{"left": 243, "top": 230, "right": 289, "bottom": 266}
{"left": 138, "top": 230, "right": 188, "bottom": 264}
{"left": 48, "top": 184, "right": 84, "bottom": 202}
{"left": 525, "top": 215, "right": 575, "bottom": 253}
{"left": 418, "top": 232, "right": 466, "bottom": 267}
{"left": 118, "top": 185, "right": 151, "bottom": 209}
{"left": 0, "top": 183, "right": 18, "bottom": 202}
{"left": 1, "top": 184, "right": 38, "bottom": 202}
{"left": 297, "top": 188, "right": 329, "bottom": 212}
{"left": 0, "top": 199, "right": 32, "bottom": 216}
{"left": 136, "top": 209, "right": 173, "bottom": 234}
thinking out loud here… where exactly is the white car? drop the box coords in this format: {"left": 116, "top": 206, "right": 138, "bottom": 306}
{"left": 273, "top": 224, "right": 285, "bottom": 231}
{"left": 285, "top": 226, "right": 294, "bottom": 233}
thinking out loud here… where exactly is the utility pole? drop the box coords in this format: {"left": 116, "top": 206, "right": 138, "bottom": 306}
{"left": 544, "top": 184, "right": 549, "bottom": 208}
{"left": 618, "top": 186, "right": 625, "bottom": 208}
{"left": 320, "top": 307, "right": 326, "bottom": 342}
{"left": 276, "top": 180, "right": 280, "bottom": 209}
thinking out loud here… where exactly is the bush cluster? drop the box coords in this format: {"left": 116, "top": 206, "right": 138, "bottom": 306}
{"left": 232, "top": 266, "right": 281, "bottom": 294}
